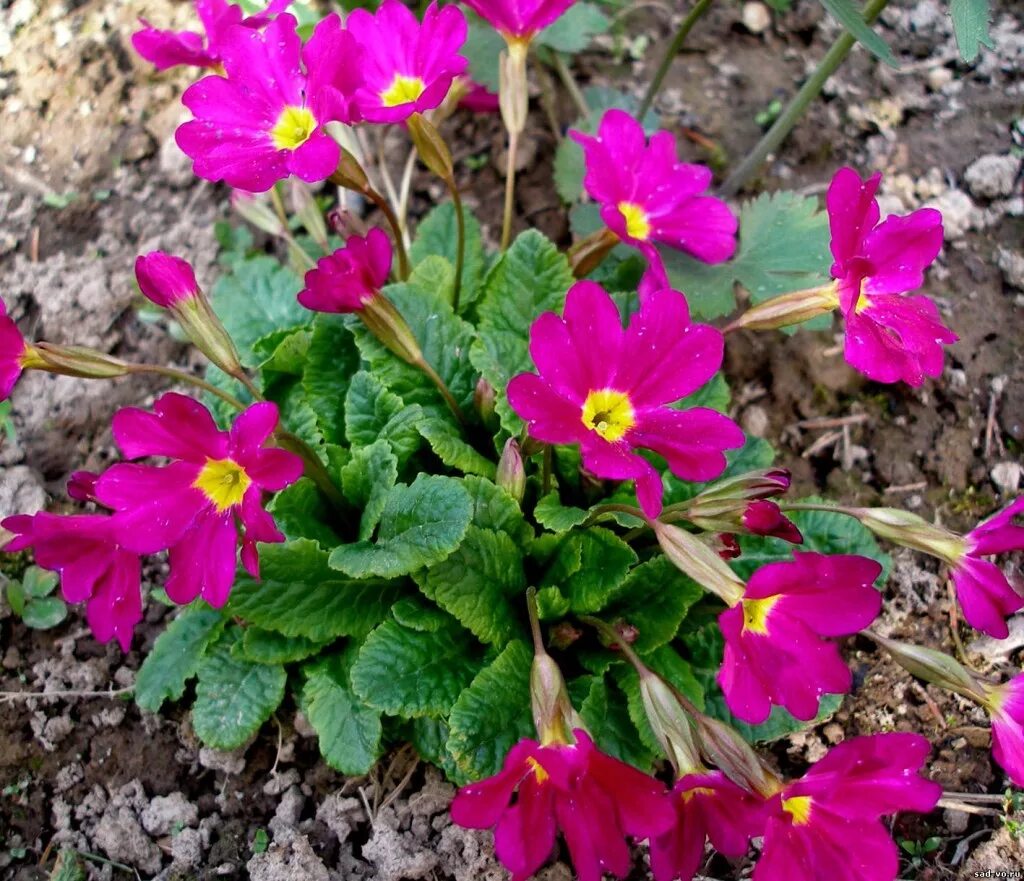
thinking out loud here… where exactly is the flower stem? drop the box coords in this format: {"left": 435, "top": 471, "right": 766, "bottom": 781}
{"left": 365, "top": 186, "right": 412, "bottom": 279}
{"left": 720, "top": 0, "right": 890, "bottom": 196}
{"left": 579, "top": 615, "right": 649, "bottom": 674}
{"left": 274, "top": 428, "right": 348, "bottom": 512}
{"left": 416, "top": 357, "right": 466, "bottom": 427}
{"left": 126, "top": 364, "right": 247, "bottom": 411}
{"left": 525, "top": 587, "right": 545, "bottom": 655}
{"left": 449, "top": 184, "right": 467, "bottom": 312}
{"left": 551, "top": 52, "right": 590, "bottom": 119}
{"left": 778, "top": 501, "right": 858, "bottom": 516}
{"left": 638, "top": 0, "right": 715, "bottom": 118}
{"left": 501, "top": 128, "right": 520, "bottom": 252}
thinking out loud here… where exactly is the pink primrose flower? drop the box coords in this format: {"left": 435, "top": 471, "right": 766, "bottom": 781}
{"left": 135, "top": 252, "right": 200, "bottom": 308}
{"left": 570, "top": 110, "right": 738, "bottom": 279}
{"left": 346, "top": 1, "right": 468, "bottom": 124}
{"left": 0, "top": 298, "right": 29, "bottom": 402}
{"left": 983, "top": 673, "right": 1024, "bottom": 786}
{"left": 94, "top": 393, "right": 302, "bottom": 608}
{"left": 650, "top": 770, "right": 768, "bottom": 881}
{"left": 450, "top": 730, "right": 674, "bottom": 881}
{"left": 298, "top": 229, "right": 393, "bottom": 313}
{"left": 3, "top": 513, "right": 142, "bottom": 651}
{"left": 718, "top": 551, "right": 883, "bottom": 723}
{"left": 755, "top": 733, "right": 941, "bottom": 881}
{"left": 132, "top": 0, "right": 292, "bottom": 71}
{"left": 507, "top": 281, "right": 744, "bottom": 518}
{"left": 176, "top": 13, "right": 361, "bottom": 192}
{"left": 461, "top": 0, "right": 577, "bottom": 42}
{"left": 827, "top": 167, "right": 956, "bottom": 386}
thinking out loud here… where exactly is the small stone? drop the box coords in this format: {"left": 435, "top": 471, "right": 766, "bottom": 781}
{"left": 964, "top": 154, "right": 1021, "bottom": 200}
{"left": 141, "top": 792, "right": 199, "bottom": 837}
{"left": 93, "top": 806, "right": 163, "bottom": 876}
{"left": 944, "top": 807, "right": 970, "bottom": 835}
{"left": 741, "top": 2, "right": 772, "bottom": 34}
{"left": 198, "top": 747, "right": 246, "bottom": 776}
{"left": 997, "top": 248, "right": 1024, "bottom": 291}
{"left": 924, "top": 189, "right": 978, "bottom": 240}
{"left": 741, "top": 405, "right": 769, "bottom": 438}
{"left": 926, "top": 67, "right": 953, "bottom": 91}
{"left": 991, "top": 461, "right": 1022, "bottom": 494}
{"left": 170, "top": 827, "right": 203, "bottom": 868}
{"left": 0, "top": 465, "right": 47, "bottom": 519}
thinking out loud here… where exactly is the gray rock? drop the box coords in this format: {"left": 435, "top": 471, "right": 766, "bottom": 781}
{"left": 964, "top": 154, "right": 1021, "bottom": 200}
{"left": 247, "top": 834, "right": 330, "bottom": 881}
{"left": 141, "top": 792, "right": 199, "bottom": 837}
{"left": 997, "top": 248, "right": 1024, "bottom": 291}
{"left": 170, "top": 827, "right": 203, "bottom": 869}
{"left": 0, "top": 464, "right": 46, "bottom": 519}
{"left": 93, "top": 805, "right": 163, "bottom": 875}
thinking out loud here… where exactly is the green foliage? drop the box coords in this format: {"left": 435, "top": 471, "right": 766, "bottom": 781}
{"left": 537, "top": 2, "right": 611, "bottom": 53}
{"left": 410, "top": 203, "right": 486, "bottom": 311}
{"left": 950, "top": 0, "right": 993, "bottom": 62}
{"left": 5, "top": 566, "right": 66, "bottom": 630}
{"left": 818, "top": 0, "right": 898, "bottom": 67}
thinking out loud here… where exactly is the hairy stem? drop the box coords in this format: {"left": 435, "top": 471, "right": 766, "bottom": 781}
{"left": 450, "top": 184, "right": 467, "bottom": 312}
{"left": 501, "top": 128, "right": 520, "bottom": 252}
{"left": 127, "top": 364, "right": 247, "bottom": 411}
{"left": 365, "top": 187, "right": 412, "bottom": 279}
{"left": 417, "top": 358, "right": 466, "bottom": 427}
{"left": 638, "top": 0, "right": 715, "bottom": 118}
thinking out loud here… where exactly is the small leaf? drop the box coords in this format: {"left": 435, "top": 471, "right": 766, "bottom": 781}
{"left": 267, "top": 478, "right": 341, "bottom": 548}
{"left": 6, "top": 579, "right": 26, "bottom": 616}
{"left": 328, "top": 475, "right": 473, "bottom": 579}
{"left": 193, "top": 630, "right": 286, "bottom": 750}
{"left": 345, "top": 371, "right": 423, "bottom": 466}
{"left": 463, "top": 475, "right": 534, "bottom": 546}
{"left": 462, "top": 15, "right": 504, "bottom": 91}
{"left": 819, "top": 0, "right": 898, "bottom": 67}
{"left": 534, "top": 492, "right": 589, "bottom": 533}
{"left": 302, "top": 314, "right": 361, "bottom": 445}
{"left": 540, "top": 527, "right": 637, "bottom": 613}
{"left": 536, "top": 2, "right": 610, "bottom": 53}
{"left": 22, "top": 597, "right": 68, "bottom": 630}
{"left": 950, "top": 0, "right": 993, "bottom": 62}
{"left": 236, "top": 628, "right": 328, "bottom": 665}
{"left": 22, "top": 566, "right": 59, "bottom": 598}
{"left": 410, "top": 203, "right": 486, "bottom": 311}
{"left": 417, "top": 415, "right": 496, "bottom": 479}
{"left": 340, "top": 439, "right": 400, "bottom": 541}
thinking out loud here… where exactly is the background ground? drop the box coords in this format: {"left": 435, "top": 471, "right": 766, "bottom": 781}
{"left": 0, "top": 0, "right": 1022, "bottom": 878}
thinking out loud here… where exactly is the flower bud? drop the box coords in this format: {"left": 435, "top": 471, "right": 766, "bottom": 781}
{"left": 67, "top": 470, "right": 100, "bottom": 503}
{"left": 474, "top": 377, "right": 496, "bottom": 425}
{"left": 870, "top": 632, "right": 985, "bottom": 701}
{"left": 852, "top": 507, "right": 965, "bottom": 565}
{"left": 135, "top": 252, "right": 200, "bottom": 308}
{"left": 741, "top": 500, "right": 803, "bottom": 544}
{"left": 728, "top": 283, "right": 840, "bottom": 332}
{"left": 25, "top": 343, "right": 130, "bottom": 380}
{"left": 496, "top": 438, "right": 526, "bottom": 502}
{"left": 330, "top": 147, "right": 371, "bottom": 193}
{"left": 653, "top": 521, "right": 746, "bottom": 606}
{"left": 360, "top": 294, "right": 424, "bottom": 367}
{"left": 230, "top": 190, "right": 285, "bottom": 237}
{"left": 639, "top": 671, "right": 703, "bottom": 777}
{"left": 691, "top": 468, "right": 792, "bottom": 506}
{"left": 407, "top": 113, "right": 455, "bottom": 187}
{"left": 530, "top": 651, "right": 581, "bottom": 746}
{"left": 690, "top": 710, "right": 782, "bottom": 797}
{"left": 715, "top": 533, "right": 742, "bottom": 560}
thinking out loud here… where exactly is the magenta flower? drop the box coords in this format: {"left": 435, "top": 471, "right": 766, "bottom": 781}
{"left": 93, "top": 393, "right": 302, "bottom": 608}
{"left": 983, "top": 674, "right": 1024, "bottom": 786}
{"left": 827, "top": 167, "right": 956, "bottom": 387}
{"left": 951, "top": 498, "right": 1024, "bottom": 638}
{"left": 131, "top": 0, "right": 291, "bottom": 72}
{"left": 650, "top": 771, "right": 768, "bottom": 881}
{"left": 135, "top": 252, "right": 200, "bottom": 308}
{"left": 459, "top": 80, "right": 500, "bottom": 113}
{"left": 346, "top": 1, "right": 468, "bottom": 124}
{"left": 570, "top": 110, "right": 738, "bottom": 275}
{"left": 756, "top": 733, "right": 941, "bottom": 881}
{"left": 176, "top": 13, "right": 361, "bottom": 192}
{"left": 718, "top": 551, "right": 882, "bottom": 723}
{"left": 298, "top": 229, "right": 392, "bottom": 313}
{"left": 461, "top": 0, "right": 576, "bottom": 42}
{"left": 742, "top": 500, "right": 803, "bottom": 544}
{"left": 451, "top": 730, "right": 674, "bottom": 881}
{"left": 0, "top": 298, "right": 30, "bottom": 402}
{"left": 507, "top": 282, "right": 744, "bottom": 518}
{"left": 3, "top": 513, "right": 142, "bottom": 651}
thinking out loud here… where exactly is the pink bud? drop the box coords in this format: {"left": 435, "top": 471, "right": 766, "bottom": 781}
{"left": 134, "top": 252, "right": 200, "bottom": 308}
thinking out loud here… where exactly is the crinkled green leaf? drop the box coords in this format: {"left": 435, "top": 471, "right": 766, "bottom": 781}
{"left": 301, "top": 651, "right": 383, "bottom": 775}
{"left": 534, "top": 492, "right": 589, "bottom": 533}
{"left": 135, "top": 606, "right": 226, "bottom": 713}
{"left": 390, "top": 596, "right": 453, "bottom": 632}
{"left": 537, "top": 2, "right": 610, "bottom": 52}
{"left": 463, "top": 475, "right": 534, "bottom": 546}
{"left": 410, "top": 204, "right": 486, "bottom": 310}
{"left": 447, "top": 640, "right": 534, "bottom": 781}
{"left": 329, "top": 475, "right": 472, "bottom": 579}
{"left": 676, "top": 372, "right": 730, "bottom": 413}
{"left": 193, "top": 629, "right": 286, "bottom": 750}
{"left": 303, "top": 314, "right": 361, "bottom": 445}
{"left": 535, "top": 586, "right": 571, "bottom": 621}
{"left": 351, "top": 617, "right": 479, "bottom": 718}
{"left": 417, "top": 415, "right": 496, "bottom": 478}
{"left": 605, "top": 557, "right": 703, "bottom": 653}
{"left": 540, "top": 527, "right": 637, "bottom": 613}
{"left": 414, "top": 526, "right": 525, "bottom": 644}
{"left": 340, "top": 439, "right": 400, "bottom": 541}
{"left": 255, "top": 327, "right": 310, "bottom": 375}
{"left": 228, "top": 539, "right": 404, "bottom": 641}
{"left": 819, "top": 0, "right": 897, "bottom": 67}
{"left": 267, "top": 478, "right": 341, "bottom": 548}
{"left": 345, "top": 371, "right": 423, "bottom": 465}
{"left": 21, "top": 597, "right": 67, "bottom": 630}
{"left": 236, "top": 628, "right": 328, "bottom": 665}
{"left": 578, "top": 674, "right": 657, "bottom": 770}
{"left": 950, "top": 0, "right": 993, "bottom": 61}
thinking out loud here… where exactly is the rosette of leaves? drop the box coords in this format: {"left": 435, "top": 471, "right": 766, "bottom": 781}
{"left": 133, "top": 210, "right": 888, "bottom": 782}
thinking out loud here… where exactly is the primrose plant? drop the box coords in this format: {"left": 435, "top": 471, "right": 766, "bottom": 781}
{"left": 0, "top": 1, "right": 1017, "bottom": 880}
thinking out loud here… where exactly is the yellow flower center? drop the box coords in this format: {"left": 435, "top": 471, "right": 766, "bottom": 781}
{"left": 618, "top": 202, "right": 651, "bottom": 240}
{"left": 526, "top": 756, "right": 549, "bottom": 784}
{"left": 679, "top": 786, "right": 716, "bottom": 804}
{"left": 270, "top": 105, "right": 317, "bottom": 151}
{"left": 193, "top": 458, "right": 252, "bottom": 513}
{"left": 381, "top": 74, "right": 426, "bottom": 108}
{"left": 741, "top": 595, "right": 780, "bottom": 635}
{"left": 782, "top": 795, "right": 813, "bottom": 826}
{"left": 581, "top": 389, "right": 636, "bottom": 443}
{"left": 854, "top": 278, "right": 872, "bottom": 314}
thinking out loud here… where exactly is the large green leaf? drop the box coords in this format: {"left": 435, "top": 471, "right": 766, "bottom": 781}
{"left": 267, "top": 478, "right": 341, "bottom": 548}
{"left": 539, "top": 527, "right": 638, "bottom": 613}
{"left": 192, "top": 629, "right": 286, "bottom": 750}
{"left": 329, "top": 475, "right": 473, "bottom": 579}
{"left": 410, "top": 203, "right": 486, "bottom": 311}
{"left": 578, "top": 674, "right": 657, "bottom": 770}
{"left": 135, "top": 606, "right": 225, "bottom": 713}
{"left": 536, "top": 2, "right": 609, "bottom": 52}
{"left": 416, "top": 415, "right": 496, "bottom": 479}
{"left": 345, "top": 371, "right": 423, "bottom": 466}
{"left": 228, "top": 539, "right": 404, "bottom": 641}
{"left": 470, "top": 231, "right": 574, "bottom": 433}
{"left": 302, "top": 314, "right": 361, "bottom": 445}
{"left": 950, "top": 0, "right": 993, "bottom": 61}
{"left": 604, "top": 557, "right": 704, "bottom": 653}
{"left": 446, "top": 640, "right": 534, "bottom": 782}
{"left": 236, "top": 628, "right": 328, "bottom": 665}
{"left": 350, "top": 617, "right": 480, "bottom": 718}
{"left": 819, "top": 0, "right": 897, "bottom": 67}
{"left": 301, "top": 651, "right": 383, "bottom": 775}
{"left": 413, "top": 526, "right": 526, "bottom": 644}
{"left": 340, "top": 439, "right": 399, "bottom": 541}
{"left": 463, "top": 475, "right": 534, "bottom": 546}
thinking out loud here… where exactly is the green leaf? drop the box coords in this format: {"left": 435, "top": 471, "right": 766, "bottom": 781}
{"left": 534, "top": 492, "right": 589, "bottom": 533}
{"left": 414, "top": 526, "right": 526, "bottom": 644}
{"left": 340, "top": 439, "right": 400, "bottom": 541}
{"left": 663, "top": 190, "right": 832, "bottom": 321}
{"left": 447, "top": 640, "right": 534, "bottom": 781}
{"left": 462, "top": 15, "right": 503, "bottom": 91}
{"left": 819, "top": 0, "right": 898, "bottom": 67}
{"left": 329, "top": 475, "right": 473, "bottom": 579}
{"left": 302, "top": 314, "right": 361, "bottom": 445}
{"left": 540, "top": 527, "right": 637, "bottom": 613}
{"left": 471, "top": 231, "right": 574, "bottom": 433}
{"left": 5, "top": 579, "right": 25, "bottom": 616}
{"left": 267, "top": 478, "right": 341, "bottom": 548}
{"left": 410, "top": 716, "right": 460, "bottom": 780}
{"left": 605, "top": 557, "right": 703, "bottom": 653}
{"left": 255, "top": 327, "right": 310, "bottom": 375}
{"left": 135, "top": 606, "right": 226, "bottom": 712}
{"left": 417, "top": 415, "right": 496, "bottom": 479}
{"left": 301, "top": 651, "right": 383, "bottom": 775}
{"left": 677, "top": 372, "right": 730, "bottom": 414}
{"left": 228, "top": 539, "right": 404, "bottom": 641}
{"left": 535, "top": 586, "right": 571, "bottom": 621}
{"left": 391, "top": 596, "right": 453, "bottom": 632}
{"left": 236, "top": 628, "right": 328, "bottom": 665}
{"left": 950, "top": 0, "right": 993, "bottom": 62}
{"left": 193, "top": 629, "right": 286, "bottom": 749}
{"left": 463, "top": 475, "right": 534, "bottom": 546}
{"left": 410, "top": 203, "right": 486, "bottom": 311}
{"left": 22, "top": 597, "right": 67, "bottom": 630}
{"left": 537, "top": 2, "right": 610, "bottom": 52}
{"left": 211, "top": 256, "right": 310, "bottom": 367}
{"left": 578, "top": 674, "right": 657, "bottom": 770}
{"left": 350, "top": 617, "right": 480, "bottom": 717}
{"left": 22, "top": 566, "right": 58, "bottom": 598}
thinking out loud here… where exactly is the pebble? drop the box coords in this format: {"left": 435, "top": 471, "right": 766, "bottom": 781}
{"left": 926, "top": 66, "right": 953, "bottom": 91}
{"left": 991, "top": 461, "right": 1022, "bottom": 493}
{"left": 741, "top": 2, "right": 772, "bottom": 34}
{"left": 964, "top": 153, "right": 1022, "bottom": 200}
{"left": 997, "top": 248, "right": 1024, "bottom": 291}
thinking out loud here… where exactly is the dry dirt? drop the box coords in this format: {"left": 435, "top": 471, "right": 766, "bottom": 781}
{"left": 1, "top": 0, "right": 1023, "bottom": 879}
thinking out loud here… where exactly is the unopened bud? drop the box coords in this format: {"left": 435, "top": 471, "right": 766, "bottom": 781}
{"left": 330, "top": 147, "right": 371, "bottom": 193}
{"left": 639, "top": 672, "right": 703, "bottom": 776}
{"left": 869, "top": 632, "right": 985, "bottom": 700}
{"left": 359, "top": 294, "right": 424, "bottom": 367}
{"left": 691, "top": 710, "right": 781, "bottom": 797}
{"left": 653, "top": 521, "right": 746, "bottom": 606}
{"left": 67, "top": 470, "right": 100, "bottom": 503}
{"left": 25, "top": 343, "right": 130, "bottom": 380}
{"left": 530, "top": 651, "right": 581, "bottom": 746}
{"left": 728, "top": 283, "right": 839, "bottom": 332}
{"left": 407, "top": 114, "right": 455, "bottom": 186}
{"left": 692, "top": 468, "right": 792, "bottom": 506}
{"left": 852, "top": 507, "right": 965, "bottom": 565}
{"left": 496, "top": 438, "right": 526, "bottom": 502}
{"left": 549, "top": 621, "right": 582, "bottom": 650}
{"left": 715, "top": 533, "right": 742, "bottom": 559}
{"left": 474, "top": 377, "right": 497, "bottom": 425}
{"left": 230, "top": 190, "right": 285, "bottom": 237}
{"left": 568, "top": 228, "right": 620, "bottom": 279}
{"left": 498, "top": 46, "right": 529, "bottom": 136}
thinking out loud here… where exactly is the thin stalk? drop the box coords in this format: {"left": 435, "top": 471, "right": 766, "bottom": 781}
{"left": 365, "top": 186, "right": 411, "bottom": 279}
{"left": 232, "top": 370, "right": 265, "bottom": 402}
{"left": 449, "top": 184, "right": 467, "bottom": 312}
{"left": 501, "top": 128, "right": 520, "bottom": 252}
{"left": 127, "top": 364, "right": 247, "bottom": 411}
{"left": 541, "top": 445, "right": 553, "bottom": 496}
{"left": 526, "top": 587, "right": 545, "bottom": 655}
{"left": 417, "top": 358, "right": 466, "bottom": 427}
{"left": 778, "top": 501, "right": 857, "bottom": 516}
{"left": 720, "top": 0, "right": 890, "bottom": 196}
{"left": 551, "top": 52, "right": 590, "bottom": 119}
{"left": 396, "top": 148, "right": 418, "bottom": 234}
{"left": 638, "top": 0, "right": 714, "bottom": 118}
{"left": 580, "top": 615, "right": 650, "bottom": 674}
{"left": 274, "top": 428, "right": 348, "bottom": 512}
{"left": 581, "top": 503, "right": 649, "bottom": 529}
